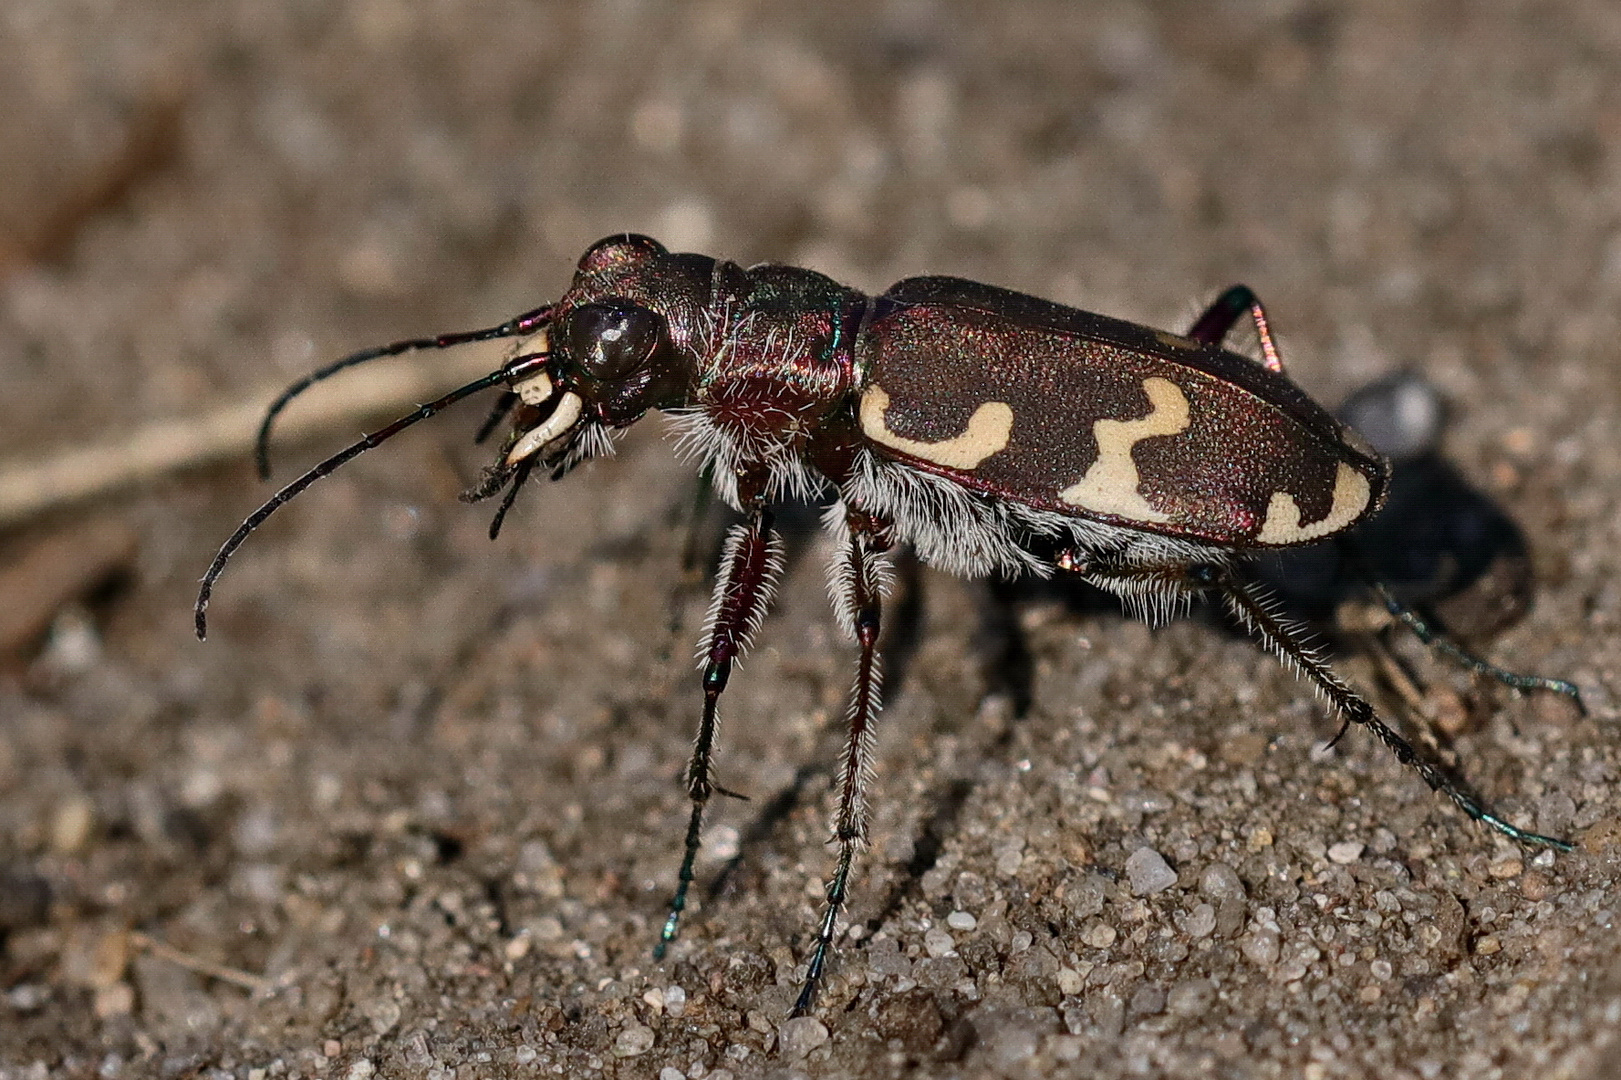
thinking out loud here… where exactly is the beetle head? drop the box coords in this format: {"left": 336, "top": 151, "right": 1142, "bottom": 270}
{"left": 500, "top": 234, "right": 703, "bottom": 469}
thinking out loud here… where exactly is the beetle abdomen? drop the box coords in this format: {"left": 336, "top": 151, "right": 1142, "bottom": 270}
{"left": 856, "top": 278, "right": 1388, "bottom": 548}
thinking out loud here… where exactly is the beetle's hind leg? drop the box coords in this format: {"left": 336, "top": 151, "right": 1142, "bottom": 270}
{"left": 1058, "top": 553, "right": 1572, "bottom": 851}
{"left": 656, "top": 509, "right": 785, "bottom": 958}
{"left": 794, "top": 511, "right": 891, "bottom": 1016}
{"left": 1186, "top": 285, "right": 1284, "bottom": 375}
{"left": 1337, "top": 538, "right": 1585, "bottom": 713}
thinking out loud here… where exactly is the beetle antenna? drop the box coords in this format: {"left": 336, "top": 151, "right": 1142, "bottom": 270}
{"left": 198, "top": 357, "right": 547, "bottom": 640}
{"left": 256, "top": 305, "right": 552, "bottom": 479}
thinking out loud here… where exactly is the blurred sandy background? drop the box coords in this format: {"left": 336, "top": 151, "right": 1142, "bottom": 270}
{"left": 2, "top": 1, "right": 1620, "bottom": 1077}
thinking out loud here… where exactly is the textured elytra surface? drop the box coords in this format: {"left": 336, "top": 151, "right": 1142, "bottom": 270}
{"left": 2, "top": 1, "right": 1620, "bottom": 1078}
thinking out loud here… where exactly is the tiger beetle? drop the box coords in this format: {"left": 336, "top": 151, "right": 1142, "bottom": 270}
{"left": 196, "top": 234, "right": 1583, "bottom": 1015}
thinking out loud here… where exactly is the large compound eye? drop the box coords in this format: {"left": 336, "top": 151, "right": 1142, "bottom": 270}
{"left": 565, "top": 302, "right": 663, "bottom": 380}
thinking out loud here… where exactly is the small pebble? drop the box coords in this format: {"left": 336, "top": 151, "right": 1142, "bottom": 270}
{"left": 923, "top": 927, "right": 956, "bottom": 958}
{"left": 1182, "top": 903, "right": 1217, "bottom": 938}
{"left": 1327, "top": 841, "right": 1364, "bottom": 865}
{"left": 946, "top": 910, "right": 977, "bottom": 931}
{"left": 659, "top": 1069, "right": 684, "bottom": 1080}
{"left": 612, "top": 1023, "right": 655, "bottom": 1057}
{"left": 1199, "top": 863, "right": 1245, "bottom": 901}
{"left": 777, "top": 1016, "right": 829, "bottom": 1059}
{"left": 51, "top": 796, "right": 96, "bottom": 854}
{"left": 663, "top": 984, "right": 687, "bottom": 1017}
{"left": 1489, "top": 858, "right": 1524, "bottom": 880}
{"left": 92, "top": 983, "right": 134, "bottom": 1020}
{"left": 1129, "top": 984, "right": 1166, "bottom": 1018}
{"left": 1125, "top": 847, "right": 1178, "bottom": 895}
{"left": 364, "top": 999, "right": 401, "bottom": 1034}
{"left": 345, "top": 1061, "right": 375, "bottom": 1080}
{"left": 1242, "top": 930, "right": 1281, "bottom": 966}
{"left": 1166, "top": 978, "right": 1214, "bottom": 1017}
{"left": 515, "top": 1047, "right": 538, "bottom": 1065}
{"left": 323, "top": 1041, "right": 342, "bottom": 1059}
{"left": 1083, "top": 923, "right": 1117, "bottom": 948}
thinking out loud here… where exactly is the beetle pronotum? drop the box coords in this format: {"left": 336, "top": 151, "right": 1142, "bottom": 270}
{"left": 198, "top": 235, "right": 1581, "bottom": 1014}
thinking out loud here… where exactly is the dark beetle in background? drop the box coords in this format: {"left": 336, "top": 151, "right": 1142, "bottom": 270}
{"left": 197, "top": 235, "right": 1580, "bottom": 1014}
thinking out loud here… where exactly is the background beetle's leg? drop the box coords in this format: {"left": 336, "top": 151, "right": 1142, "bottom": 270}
{"left": 1186, "top": 284, "right": 1284, "bottom": 374}
{"left": 794, "top": 513, "right": 891, "bottom": 1016}
{"left": 1337, "top": 539, "right": 1585, "bottom": 712}
{"left": 656, "top": 509, "right": 784, "bottom": 958}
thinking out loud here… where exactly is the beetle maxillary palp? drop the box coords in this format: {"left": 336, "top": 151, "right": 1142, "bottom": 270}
{"left": 513, "top": 370, "right": 553, "bottom": 406}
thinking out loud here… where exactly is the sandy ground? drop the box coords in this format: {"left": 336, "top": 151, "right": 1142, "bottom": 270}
{"left": 2, "top": 1, "right": 1620, "bottom": 1077}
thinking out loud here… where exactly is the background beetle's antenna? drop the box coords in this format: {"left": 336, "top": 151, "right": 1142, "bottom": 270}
{"left": 197, "top": 354, "right": 549, "bottom": 640}
{"left": 256, "top": 304, "right": 552, "bottom": 479}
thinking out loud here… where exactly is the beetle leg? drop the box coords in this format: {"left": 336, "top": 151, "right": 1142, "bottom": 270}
{"left": 656, "top": 509, "right": 784, "bottom": 958}
{"left": 1335, "top": 540, "right": 1586, "bottom": 713}
{"left": 794, "top": 512, "right": 891, "bottom": 1016}
{"left": 1058, "top": 554, "right": 1572, "bottom": 851}
{"left": 1186, "top": 285, "right": 1284, "bottom": 375}
{"left": 1214, "top": 567, "right": 1572, "bottom": 850}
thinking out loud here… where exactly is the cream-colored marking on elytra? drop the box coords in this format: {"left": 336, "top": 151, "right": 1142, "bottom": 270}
{"left": 859, "top": 385, "right": 1014, "bottom": 470}
{"left": 1058, "top": 377, "right": 1190, "bottom": 522}
{"left": 506, "top": 391, "right": 583, "bottom": 464}
{"left": 1256, "top": 463, "right": 1372, "bottom": 544}
{"left": 514, "top": 371, "right": 553, "bottom": 406}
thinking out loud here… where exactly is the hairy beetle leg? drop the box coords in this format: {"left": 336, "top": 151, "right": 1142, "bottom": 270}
{"left": 794, "top": 513, "right": 891, "bottom": 1017}
{"left": 1057, "top": 553, "right": 1573, "bottom": 852}
{"left": 657, "top": 510, "right": 784, "bottom": 959}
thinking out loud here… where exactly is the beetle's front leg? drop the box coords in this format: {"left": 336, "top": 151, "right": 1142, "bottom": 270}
{"left": 656, "top": 507, "right": 784, "bottom": 958}
{"left": 793, "top": 510, "right": 892, "bottom": 1016}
